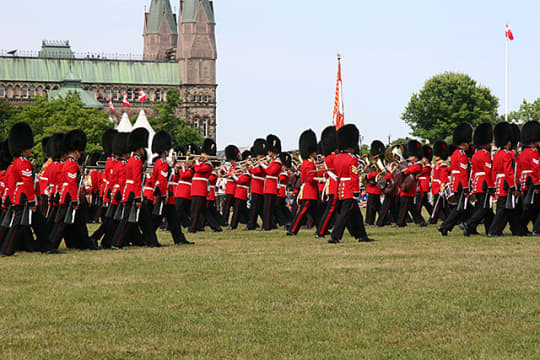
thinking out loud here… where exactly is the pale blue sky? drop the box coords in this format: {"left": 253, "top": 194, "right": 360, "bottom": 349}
{"left": 1, "top": 0, "right": 539, "bottom": 150}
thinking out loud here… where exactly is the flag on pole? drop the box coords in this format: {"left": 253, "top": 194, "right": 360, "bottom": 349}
{"left": 123, "top": 94, "right": 130, "bottom": 108}
{"left": 138, "top": 89, "right": 147, "bottom": 102}
{"left": 505, "top": 24, "right": 514, "bottom": 40}
{"left": 332, "top": 54, "right": 344, "bottom": 130}
{"left": 108, "top": 96, "right": 114, "bottom": 113}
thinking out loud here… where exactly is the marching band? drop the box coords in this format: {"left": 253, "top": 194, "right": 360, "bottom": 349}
{"left": 1, "top": 119, "right": 539, "bottom": 256}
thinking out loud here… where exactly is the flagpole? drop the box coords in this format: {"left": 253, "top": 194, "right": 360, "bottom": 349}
{"left": 338, "top": 53, "right": 344, "bottom": 123}
{"left": 505, "top": 35, "right": 509, "bottom": 122}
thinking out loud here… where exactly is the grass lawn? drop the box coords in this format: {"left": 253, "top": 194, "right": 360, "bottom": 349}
{"left": 0, "top": 220, "right": 538, "bottom": 359}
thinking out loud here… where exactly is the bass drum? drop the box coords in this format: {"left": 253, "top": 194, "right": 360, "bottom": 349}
{"left": 442, "top": 183, "right": 457, "bottom": 206}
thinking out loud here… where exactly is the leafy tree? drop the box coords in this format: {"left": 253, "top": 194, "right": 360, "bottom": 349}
{"left": 7, "top": 93, "right": 113, "bottom": 165}
{"left": 147, "top": 89, "right": 203, "bottom": 148}
{"left": 402, "top": 72, "right": 499, "bottom": 143}
{"left": 506, "top": 98, "right": 540, "bottom": 123}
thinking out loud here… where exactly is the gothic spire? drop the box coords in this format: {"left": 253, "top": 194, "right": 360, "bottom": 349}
{"left": 146, "top": 0, "right": 178, "bottom": 34}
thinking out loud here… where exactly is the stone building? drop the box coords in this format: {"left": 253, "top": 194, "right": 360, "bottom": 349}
{"left": 0, "top": 0, "right": 217, "bottom": 139}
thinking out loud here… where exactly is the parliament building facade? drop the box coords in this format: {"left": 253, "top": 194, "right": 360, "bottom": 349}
{"left": 0, "top": 0, "right": 218, "bottom": 139}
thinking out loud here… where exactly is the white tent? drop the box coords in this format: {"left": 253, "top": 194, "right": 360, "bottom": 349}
{"left": 116, "top": 112, "right": 133, "bottom": 133}
{"left": 133, "top": 109, "right": 155, "bottom": 163}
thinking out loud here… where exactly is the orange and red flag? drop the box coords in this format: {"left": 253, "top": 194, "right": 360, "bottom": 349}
{"left": 332, "top": 54, "right": 344, "bottom": 130}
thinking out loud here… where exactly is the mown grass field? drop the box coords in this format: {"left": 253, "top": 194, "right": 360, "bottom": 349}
{"left": 0, "top": 220, "right": 538, "bottom": 359}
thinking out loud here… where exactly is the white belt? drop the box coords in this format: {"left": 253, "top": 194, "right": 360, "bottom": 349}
{"left": 451, "top": 170, "right": 460, "bottom": 174}
{"left": 496, "top": 174, "right": 505, "bottom": 178}
{"left": 226, "top": 179, "right": 235, "bottom": 183}
{"left": 168, "top": 182, "right": 178, "bottom": 186}
{"left": 341, "top": 177, "right": 351, "bottom": 181}
{"left": 433, "top": 179, "right": 442, "bottom": 184}
{"left": 143, "top": 186, "right": 153, "bottom": 191}
{"left": 474, "top": 172, "right": 486, "bottom": 177}
{"left": 40, "top": 177, "right": 48, "bottom": 181}
{"left": 237, "top": 184, "right": 249, "bottom": 190}
{"left": 209, "top": 185, "right": 216, "bottom": 189}
{"left": 522, "top": 170, "right": 533, "bottom": 174}
{"left": 103, "top": 179, "right": 110, "bottom": 184}
{"left": 113, "top": 184, "right": 120, "bottom": 189}
{"left": 16, "top": 182, "right": 24, "bottom": 186}
{"left": 192, "top": 177, "right": 209, "bottom": 183}
{"left": 266, "top": 176, "right": 278, "bottom": 180}
{"left": 279, "top": 184, "right": 286, "bottom": 188}
{"left": 252, "top": 176, "right": 265, "bottom": 181}
{"left": 125, "top": 180, "right": 134, "bottom": 184}
{"left": 178, "top": 181, "right": 192, "bottom": 186}
{"left": 418, "top": 177, "right": 427, "bottom": 180}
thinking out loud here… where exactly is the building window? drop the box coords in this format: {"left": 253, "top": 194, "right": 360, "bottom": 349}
{"left": 155, "top": 90, "right": 161, "bottom": 102}
{"left": 127, "top": 89, "right": 133, "bottom": 101}
{"left": 202, "top": 117, "right": 208, "bottom": 137}
{"left": 113, "top": 89, "right": 119, "bottom": 101}
{"left": 0, "top": 86, "right": 4, "bottom": 98}
{"left": 29, "top": 86, "right": 35, "bottom": 97}
{"left": 193, "top": 116, "right": 200, "bottom": 129}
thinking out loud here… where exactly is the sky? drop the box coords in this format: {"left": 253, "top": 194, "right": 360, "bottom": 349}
{"left": 1, "top": 0, "right": 539, "bottom": 150}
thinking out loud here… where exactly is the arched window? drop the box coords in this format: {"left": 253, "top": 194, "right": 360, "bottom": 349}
{"left": 155, "top": 90, "right": 161, "bottom": 102}
{"left": 29, "top": 86, "right": 35, "bottom": 97}
{"left": 193, "top": 116, "right": 200, "bottom": 128}
{"left": 113, "top": 88, "right": 119, "bottom": 101}
{"left": 127, "top": 89, "right": 133, "bottom": 101}
{"left": 202, "top": 117, "right": 208, "bottom": 137}
{"left": 0, "top": 86, "right": 5, "bottom": 98}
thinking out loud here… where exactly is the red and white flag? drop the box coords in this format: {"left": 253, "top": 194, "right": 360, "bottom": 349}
{"left": 505, "top": 24, "right": 514, "bottom": 41}
{"left": 108, "top": 96, "right": 114, "bottom": 113}
{"left": 123, "top": 94, "right": 130, "bottom": 108}
{"left": 332, "top": 54, "right": 344, "bottom": 130}
{"left": 138, "top": 89, "right": 147, "bottom": 102}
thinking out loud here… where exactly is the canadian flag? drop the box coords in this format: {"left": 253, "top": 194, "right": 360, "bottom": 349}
{"left": 505, "top": 24, "right": 514, "bottom": 41}
{"left": 123, "top": 94, "right": 130, "bottom": 107}
{"left": 108, "top": 96, "right": 114, "bottom": 113}
{"left": 138, "top": 89, "right": 147, "bottom": 102}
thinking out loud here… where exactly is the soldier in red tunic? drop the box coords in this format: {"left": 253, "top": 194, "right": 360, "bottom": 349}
{"left": 262, "top": 134, "right": 282, "bottom": 231}
{"left": 246, "top": 138, "right": 267, "bottom": 230}
{"left": 315, "top": 126, "right": 339, "bottom": 237}
{"left": 275, "top": 152, "right": 292, "bottom": 229}
{"left": 429, "top": 141, "right": 449, "bottom": 224}
{"left": 415, "top": 145, "right": 433, "bottom": 217}
{"left": 396, "top": 140, "right": 425, "bottom": 227}
{"left": 174, "top": 145, "right": 194, "bottom": 228}
{"left": 0, "top": 123, "right": 48, "bottom": 256}
{"left": 288, "top": 130, "right": 319, "bottom": 236}
{"left": 460, "top": 123, "right": 494, "bottom": 236}
{"left": 488, "top": 122, "right": 516, "bottom": 236}
{"left": 365, "top": 140, "right": 385, "bottom": 225}
{"left": 221, "top": 145, "right": 241, "bottom": 224}
{"left": 229, "top": 151, "right": 252, "bottom": 229}
{"left": 328, "top": 124, "right": 373, "bottom": 243}
{"left": 38, "top": 136, "right": 52, "bottom": 217}
{"left": 438, "top": 123, "right": 473, "bottom": 236}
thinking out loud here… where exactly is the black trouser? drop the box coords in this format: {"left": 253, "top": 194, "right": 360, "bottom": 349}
{"left": 415, "top": 191, "right": 433, "bottom": 218}
{"left": 377, "top": 194, "right": 398, "bottom": 226}
{"left": 262, "top": 194, "right": 277, "bottom": 230}
{"left": 275, "top": 196, "right": 292, "bottom": 228}
{"left": 429, "top": 194, "right": 448, "bottom": 224}
{"left": 439, "top": 192, "right": 468, "bottom": 232}
{"left": 49, "top": 202, "right": 94, "bottom": 251}
{"left": 330, "top": 198, "right": 368, "bottom": 241}
{"left": 113, "top": 202, "right": 159, "bottom": 248}
{"left": 190, "top": 196, "right": 220, "bottom": 233}
{"left": 207, "top": 200, "right": 226, "bottom": 227}
{"left": 39, "top": 195, "right": 49, "bottom": 217}
{"left": 365, "top": 193, "right": 381, "bottom": 225}
{"left": 489, "top": 197, "right": 513, "bottom": 235}
{"left": 230, "top": 198, "right": 248, "bottom": 229}
{"left": 522, "top": 193, "right": 540, "bottom": 233}
{"left": 289, "top": 199, "right": 318, "bottom": 234}
{"left": 397, "top": 196, "right": 424, "bottom": 227}
{"left": 0, "top": 206, "right": 49, "bottom": 255}
{"left": 152, "top": 203, "right": 187, "bottom": 243}
{"left": 463, "top": 192, "right": 494, "bottom": 235}
{"left": 316, "top": 194, "right": 337, "bottom": 236}
{"left": 508, "top": 196, "right": 524, "bottom": 235}
{"left": 221, "top": 194, "right": 234, "bottom": 225}
{"left": 247, "top": 193, "right": 264, "bottom": 230}
{"left": 175, "top": 197, "right": 191, "bottom": 228}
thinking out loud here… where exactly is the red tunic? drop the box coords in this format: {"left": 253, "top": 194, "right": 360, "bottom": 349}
{"left": 299, "top": 159, "right": 318, "bottom": 200}
{"left": 400, "top": 162, "right": 422, "bottom": 197}
{"left": 431, "top": 160, "right": 449, "bottom": 195}
{"left": 249, "top": 164, "right": 265, "bottom": 195}
{"left": 143, "top": 174, "right": 154, "bottom": 201}
{"left": 448, "top": 149, "right": 470, "bottom": 193}
{"left": 59, "top": 156, "right": 80, "bottom": 205}
{"left": 365, "top": 171, "right": 382, "bottom": 195}
{"left": 278, "top": 171, "right": 289, "bottom": 198}
{"left": 325, "top": 153, "right": 338, "bottom": 196}
{"left": 207, "top": 172, "right": 218, "bottom": 202}
{"left": 123, "top": 154, "right": 143, "bottom": 202}
{"left": 4, "top": 164, "right": 14, "bottom": 205}
{"left": 234, "top": 172, "right": 251, "bottom": 200}
{"left": 492, "top": 149, "right": 515, "bottom": 198}
{"left": 470, "top": 148, "right": 492, "bottom": 193}
{"left": 102, "top": 157, "right": 116, "bottom": 204}
{"left": 335, "top": 153, "right": 360, "bottom": 200}
{"left": 114, "top": 159, "right": 128, "bottom": 205}
{"left": 417, "top": 165, "right": 431, "bottom": 193}
{"left": 517, "top": 147, "right": 540, "bottom": 191}
{"left": 174, "top": 166, "right": 194, "bottom": 200}
{"left": 263, "top": 157, "right": 282, "bottom": 195}
{"left": 224, "top": 165, "right": 237, "bottom": 195}
{"left": 191, "top": 160, "right": 213, "bottom": 197}
{"left": 12, "top": 156, "right": 37, "bottom": 206}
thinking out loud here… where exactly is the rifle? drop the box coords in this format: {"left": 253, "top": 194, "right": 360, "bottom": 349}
{"left": 64, "top": 155, "right": 89, "bottom": 225}
{"left": 503, "top": 181, "right": 515, "bottom": 210}
{"left": 522, "top": 177, "right": 535, "bottom": 210}
{"left": 129, "top": 162, "right": 147, "bottom": 223}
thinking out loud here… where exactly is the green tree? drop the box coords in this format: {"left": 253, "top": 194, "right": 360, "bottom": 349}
{"left": 506, "top": 98, "right": 540, "bottom": 123}
{"left": 402, "top": 72, "right": 499, "bottom": 143}
{"left": 148, "top": 89, "right": 203, "bottom": 149}
{"left": 8, "top": 93, "right": 113, "bottom": 165}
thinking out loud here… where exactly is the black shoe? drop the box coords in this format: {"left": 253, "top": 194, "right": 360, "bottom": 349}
{"left": 487, "top": 233, "right": 503, "bottom": 237}
{"left": 111, "top": 246, "right": 122, "bottom": 250}
{"left": 180, "top": 240, "right": 195, "bottom": 245}
{"left": 46, "top": 249, "right": 66, "bottom": 254}
{"left": 438, "top": 225, "right": 448, "bottom": 236}
{"left": 358, "top": 237, "right": 375, "bottom": 242}
{"left": 532, "top": 232, "right": 540, "bottom": 236}
{"left": 328, "top": 238, "right": 340, "bottom": 244}
{"left": 314, "top": 234, "right": 325, "bottom": 238}
{"left": 459, "top": 223, "right": 470, "bottom": 237}
{"left": 213, "top": 228, "right": 223, "bottom": 233}
{"left": 227, "top": 227, "right": 234, "bottom": 230}
{"left": 417, "top": 222, "right": 427, "bottom": 227}
{"left": 286, "top": 232, "right": 295, "bottom": 236}
{"left": 258, "top": 228, "right": 266, "bottom": 232}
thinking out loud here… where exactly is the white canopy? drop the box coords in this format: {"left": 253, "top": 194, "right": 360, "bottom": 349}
{"left": 116, "top": 112, "right": 133, "bottom": 133}
{"left": 133, "top": 109, "right": 155, "bottom": 163}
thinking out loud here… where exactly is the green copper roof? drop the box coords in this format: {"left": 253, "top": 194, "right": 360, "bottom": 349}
{"left": 48, "top": 75, "right": 103, "bottom": 109}
{"left": 0, "top": 57, "right": 181, "bottom": 85}
{"left": 38, "top": 43, "right": 75, "bottom": 59}
{"left": 182, "top": 0, "right": 215, "bottom": 23}
{"left": 146, "top": 0, "right": 178, "bottom": 35}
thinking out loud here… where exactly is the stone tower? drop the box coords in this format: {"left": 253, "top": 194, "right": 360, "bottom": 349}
{"left": 143, "top": 0, "right": 178, "bottom": 61}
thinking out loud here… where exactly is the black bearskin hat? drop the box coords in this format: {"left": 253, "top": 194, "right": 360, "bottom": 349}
{"left": 447, "top": 144, "right": 457, "bottom": 158}
{"left": 423, "top": 145, "right": 433, "bottom": 161}
{"left": 175, "top": 145, "right": 187, "bottom": 156}
{"left": 510, "top": 123, "right": 520, "bottom": 147}
{"left": 320, "top": 126, "right": 338, "bottom": 156}
{"left": 453, "top": 123, "right": 473, "bottom": 145}
{"left": 241, "top": 150, "right": 252, "bottom": 160}
{"left": 50, "top": 133, "right": 66, "bottom": 159}
{"left": 128, "top": 128, "right": 149, "bottom": 152}
{"left": 279, "top": 152, "right": 292, "bottom": 168}
{"left": 266, "top": 134, "right": 281, "bottom": 154}
{"left": 201, "top": 138, "right": 217, "bottom": 156}
{"left": 473, "top": 123, "right": 493, "bottom": 147}
{"left": 187, "top": 143, "right": 200, "bottom": 155}
{"left": 466, "top": 144, "right": 476, "bottom": 158}
{"left": 370, "top": 140, "right": 385, "bottom": 157}
{"left": 102, "top": 129, "right": 117, "bottom": 156}
{"left": 299, "top": 129, "right": 318, "bottom": 159}
{"left": 0, "top": 140, "right": 11, "bottom": 170}
{"left": 252, "top": 138, "right": 267, "bottom": 156}
{"left": 151, "top": 131, "right": 171, "bottom": 155}
{"left": 113, "top": 132, "right": 130, "bottom": 155}
{"left": 433, "top": 140, "right": 448, "bottom": 160}
{"left": 407, "top": 140, "right": 423, "bottom": 159}
{"left": 400, "top": 143, "right": 409, "bottom": 159}
{"left": 89, "top": 152, "right": 101, "bottom": 166}
{"left": 337, "top": 124, "right": 359, "bottom": 151}
{"left": 64, "top": 129, "right": 87, "bottom": 153}
{"left": 521, "top": 121, "right": 540, "bottom": 144}
{"left": 8, "top": 122, "right": 34, "bottom": 155}
{"left": 494, "top": 122, "right": 512, "bottom": 148}
{"left": 42, "top": 136, "right": 51, "bottom": 158}
{"left": 225, "top": 145, "right": 241, "bottom": 161}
